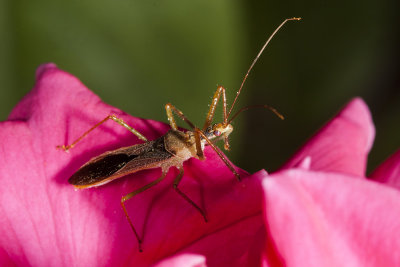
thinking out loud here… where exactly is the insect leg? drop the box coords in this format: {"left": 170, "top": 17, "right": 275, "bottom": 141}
{"left": 196, "top": 129, "right": 241, "bottom": 181}
{"left": 173, "top": 166, "right": 207, "bottom": 222}
{"left": 202, "top": 86, "right": 232, "bottom": 150}
{"left": 193, "top": 130, "right": 205, "bottom": 160}
{"left": 202, "top": 86, "right": 228, "bottom": 131}
{"left": 121, "top": 171, "right": 166, "bottom": 252}
{"left": 165, "top": 103, "right": 196, "bottom": 130}
{"left": 57, "top": 115, "right": 148, "bottom": 151}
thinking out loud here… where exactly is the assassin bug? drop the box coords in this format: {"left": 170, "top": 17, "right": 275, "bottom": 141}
{"left": 57, "top": 17, "right": 300, "bottom": 252}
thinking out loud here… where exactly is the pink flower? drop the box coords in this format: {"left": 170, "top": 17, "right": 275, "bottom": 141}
{"left": 0, "top": 64, "right": 399, "bottom": 266}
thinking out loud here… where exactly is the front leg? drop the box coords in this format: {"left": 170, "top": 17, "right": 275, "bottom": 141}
{"left": 202, "top": 86, "right": 228, "bottom": 131}
{"left": 196, "top": 129, "right": 241, "bottom": 181}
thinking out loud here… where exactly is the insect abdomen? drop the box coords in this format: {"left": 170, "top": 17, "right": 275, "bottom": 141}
{"left": 69, "top": 153, "right": 137, "bottom": 187}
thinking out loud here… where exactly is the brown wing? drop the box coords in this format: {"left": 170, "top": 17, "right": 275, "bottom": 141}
{"left": 68, "top": 138, "right": 172, "bottom": 189}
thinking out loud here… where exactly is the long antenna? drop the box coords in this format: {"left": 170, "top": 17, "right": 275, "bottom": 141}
{"left": 226, "top": 17, "right": 301, "bottom": 119}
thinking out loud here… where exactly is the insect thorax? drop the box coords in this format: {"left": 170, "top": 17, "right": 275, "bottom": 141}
{"left": 163, "top": 130, "right": 199, "bottom": 160}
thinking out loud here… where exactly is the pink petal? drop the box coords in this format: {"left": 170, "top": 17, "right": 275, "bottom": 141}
{"left": 153, "top": 254, "right": 206, "bottom": 267}
{"left": 153, "top": 208, "right": 265, "bottom": 266}
{"left": 370, "top": 149, "right": 400, "bottom": 189}
{"left": 281, "top": 98, "right": 375, "bottom": 176}
{"left": 262, "top": 169, "right": 400, "bottom": 266}
{"left": 1, "top": 64, "right": 264, "bottom": 266}
{"left": 150, "top": 171, "right": 268, "bottom": 267}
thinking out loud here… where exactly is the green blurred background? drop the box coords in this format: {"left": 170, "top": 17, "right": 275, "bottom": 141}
{"left": 1, "top": 0, "right": 399, "bottom": 174}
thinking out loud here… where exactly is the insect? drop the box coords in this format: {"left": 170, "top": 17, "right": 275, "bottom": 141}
{"left": 57, "top": 17, "right": 300, "bottom": 252}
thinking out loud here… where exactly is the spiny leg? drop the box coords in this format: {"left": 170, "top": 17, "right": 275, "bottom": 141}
{"left": 196, "top": 129, "right": 241, "bottom": 181}
{"left": 173, "top": 166, "right": 207, "bottom": 222}
{"left": 202, "top": 86, "right": 228, "bottom": 131}
{"left": 121, "top": 171, "right": 166, "bottom": 252}
{"left": 202, "top": 86, "right": 232, "bottom": 150}
{"left": 57, "top": 115, "right": 148, "bottom": 151}
{"left": 165, "top": 103, "right": 196, "bottom": 130}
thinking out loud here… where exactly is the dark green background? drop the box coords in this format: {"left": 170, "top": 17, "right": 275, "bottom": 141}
{"left": 1, "top": 0, "right": 399, "bottom": 174}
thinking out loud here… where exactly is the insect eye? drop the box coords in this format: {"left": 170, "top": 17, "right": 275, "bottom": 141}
{"left": 213, "top": 130, "right": 221, "bottom": 136}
